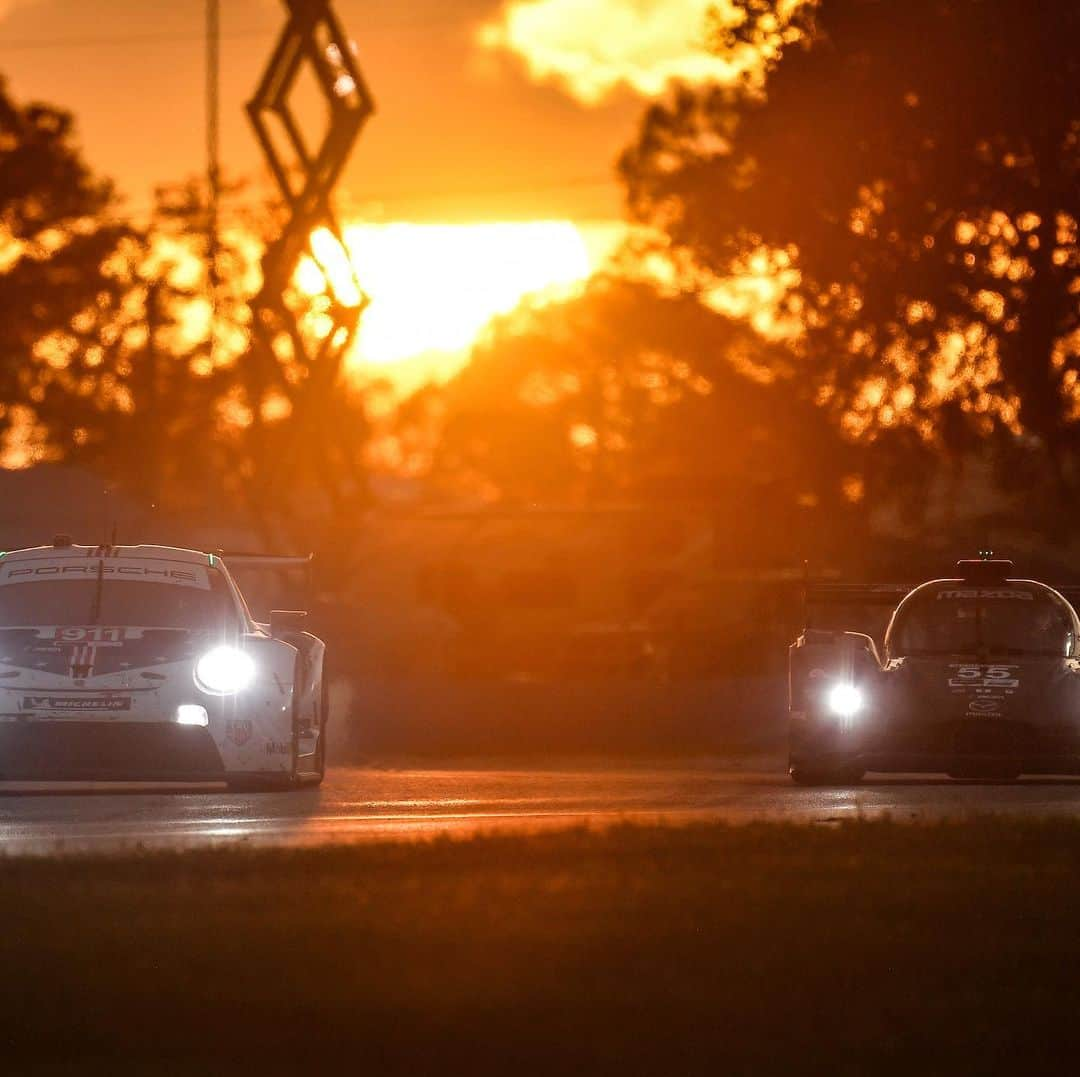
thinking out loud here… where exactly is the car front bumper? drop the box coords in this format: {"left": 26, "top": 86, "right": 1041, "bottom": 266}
{"left": 790, "top": 713, "right": 1080, "bottom": 775}
{"left": 0, "top": 721, "right": 226, "bottom": 782}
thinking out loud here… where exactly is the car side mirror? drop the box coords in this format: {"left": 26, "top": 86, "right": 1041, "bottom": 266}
{"left": 270, "top": 610, "right": 308, "bottom": 639}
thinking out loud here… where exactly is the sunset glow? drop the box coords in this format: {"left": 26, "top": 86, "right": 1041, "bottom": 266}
{"left": 301, "top": 220, "right": 623, "bottom": 382}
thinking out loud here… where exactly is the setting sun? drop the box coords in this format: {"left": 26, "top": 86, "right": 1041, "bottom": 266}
{"left": 300, "top": 220, "right": 622, "bottom": 385}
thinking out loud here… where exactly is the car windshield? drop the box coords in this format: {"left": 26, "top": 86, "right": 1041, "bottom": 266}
{"left": 889, "top": 586, "right": 1075, "bottom": 658}
{"left": 0, "top": 565, "right": 238, "bottom": 632}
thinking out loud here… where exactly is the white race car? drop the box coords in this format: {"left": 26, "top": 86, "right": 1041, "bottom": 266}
{"left": 0, "top": 539, "right": 327, "bottom": 789}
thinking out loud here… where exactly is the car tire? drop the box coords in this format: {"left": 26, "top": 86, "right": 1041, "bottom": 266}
{"left": 293, "top": 676, "right": 327, "bottom": 790}
{"left": 309, "top": 678, "right": 328, "bottom": 787}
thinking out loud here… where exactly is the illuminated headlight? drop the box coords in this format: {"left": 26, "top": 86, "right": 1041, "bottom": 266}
{"left": 194, "top": 646, "right": 256, "bottom": 695}
{"left": 826, "top": 682, "right": 863, "bottom": 719}
{"left": 176, "top": 704, "right": 209, "bottom": 727}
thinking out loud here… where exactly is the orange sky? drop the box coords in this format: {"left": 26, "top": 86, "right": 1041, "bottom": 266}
{"left": 0, "top": 0, "right": 645, "bottom": 222}
{"left": 0, "top": 1, "right": 765, "bottom": 383}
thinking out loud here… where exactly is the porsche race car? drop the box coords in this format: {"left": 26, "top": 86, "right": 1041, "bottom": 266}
{"left": 0, "top": 539, "right": 327, "bottom": 789}
{"left": 789, "top": 558, "right": 1080, "bottom": 784}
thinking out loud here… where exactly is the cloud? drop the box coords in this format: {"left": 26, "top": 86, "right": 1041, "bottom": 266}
{"left": 478, "top": 0, "right": 790, "bottom": 105}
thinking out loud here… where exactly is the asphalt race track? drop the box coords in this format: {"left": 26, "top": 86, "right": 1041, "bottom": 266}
{"left": 2, "top": 762, "right": 1080, "bottom": 854}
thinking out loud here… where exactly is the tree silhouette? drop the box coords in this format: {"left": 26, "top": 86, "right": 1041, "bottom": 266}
{"left": 35, "top": 181, "right": 249, "bottom": 514}
{"left": 0, "top": 76, "right": 374, "bottom": 553}
{"left": 406, "top": 274, "right": 876, "bottom": 562}
{"left": 621, "top": 0, "right": 1080, "bottom": 523}
{"left": 0, "top": 77, "right": 126, "bottom": 464}
{"left": 87, "top": 182, "right": 375, "bottom": 549}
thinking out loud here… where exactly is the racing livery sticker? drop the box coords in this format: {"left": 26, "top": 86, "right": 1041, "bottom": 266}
{"left": 936, "top": 589, "right": 1035, "bottom": 600}
{"left": 21, "top": 695, "right": 131, "bottom": 712}
{"left": 227, "top": 719, "right": 253, "bottom": 746}
{"left": 0, "top": 560, "right": 211, "bottom": 590}
{"left": 48, "top": 627, "right": 141, "bottom": 643}
{"left": 947, "top": 664, "right": 1019, "bottom": 717}
{"left": 948, "top": 665, "right": 1020, "bottom": 690}
{"left": 68, "top": 643, "right": 98, "bottom": 679}
{"left": 0, "top": 627, "right": 194, "bottom": 678}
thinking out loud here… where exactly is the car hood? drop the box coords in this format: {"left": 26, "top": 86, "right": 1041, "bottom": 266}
{"left": 885, "top": 656, "right": 1080, "bottom": 723}
{"left": 0, "top": 626, "right": 209, "bottom": 681}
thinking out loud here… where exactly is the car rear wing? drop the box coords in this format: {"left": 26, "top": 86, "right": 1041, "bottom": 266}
{"left": 216, "top": 553, "right": 314, "bottom": 617}
{"left": 217, "top": 553, "right": 313, "bottom": 571}
{"left": 802, "top": 578, "right": 913, "bottom": 632}
{"left": 216, "top": 552, "right": 314, "bottom": 590}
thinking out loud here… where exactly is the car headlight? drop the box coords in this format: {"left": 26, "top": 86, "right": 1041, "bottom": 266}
{"left": 194, "top": 646, "right": 256, "bottom": 695}
{"left": 826, "top": 682, "right": 863, "bottom": 719}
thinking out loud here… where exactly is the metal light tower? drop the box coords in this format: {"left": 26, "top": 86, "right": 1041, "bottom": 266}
{"left": 206, "top": 0, "right": 221, "bottom": 357}
{"left": 246, "top": 0, "right": 375, "bottom": 411}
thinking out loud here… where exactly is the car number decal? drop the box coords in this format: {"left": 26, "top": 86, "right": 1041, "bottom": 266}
{"left": 46, "top": 627, "right": 135, "bottom": 643}
{"left": 948, "top": 664, "right": 1020, "bottom": 689}
{"left": 947, "top": 664, "right": 1019, "bottom": 717}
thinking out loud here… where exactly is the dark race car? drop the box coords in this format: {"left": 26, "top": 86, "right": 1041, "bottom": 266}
{"left": 788, "top": 558, "right": 1080, "bottom": 784}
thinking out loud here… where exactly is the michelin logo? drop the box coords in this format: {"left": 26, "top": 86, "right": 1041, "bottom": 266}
{"left": 22, "top": 695, "right": 131, "bottom": 712}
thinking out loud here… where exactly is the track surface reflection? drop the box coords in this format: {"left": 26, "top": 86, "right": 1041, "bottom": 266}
{"left": 2, "top": 763, "right": 1080, "bottom": 854}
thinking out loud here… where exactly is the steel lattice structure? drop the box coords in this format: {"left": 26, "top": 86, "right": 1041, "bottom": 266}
{"left": 246, "top": 0, "right": 375, "bottom": 408}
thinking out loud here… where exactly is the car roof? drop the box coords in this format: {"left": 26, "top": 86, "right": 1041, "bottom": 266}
{"left": 905, "top": 577, "right": 1066, "bottom": 597}
{"left": 884, "top": 576, "right": 1080, "bottom": 648}
{"left": 0, "top": 544, "right": 213, "bottom": 566}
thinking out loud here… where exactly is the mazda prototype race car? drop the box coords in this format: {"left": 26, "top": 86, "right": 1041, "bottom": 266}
{"left": 789, "top": 558, "right": 1080, "bottom": 784}
{"left": 0, "top": 541, "right": 326, "bottom": 789}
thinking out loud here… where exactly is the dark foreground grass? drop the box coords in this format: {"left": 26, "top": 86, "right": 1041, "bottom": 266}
{"left": 5, "top": 820, "right": 1080, "bottom": 1075}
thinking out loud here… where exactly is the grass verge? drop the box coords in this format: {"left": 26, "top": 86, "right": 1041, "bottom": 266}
{"left": 4, "top": 818, "right": 1080, "bottom": 1074}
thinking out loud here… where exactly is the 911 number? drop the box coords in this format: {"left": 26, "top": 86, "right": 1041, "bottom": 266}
{"left": 51, "top": 627, "right": 123, "bottom": 643}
